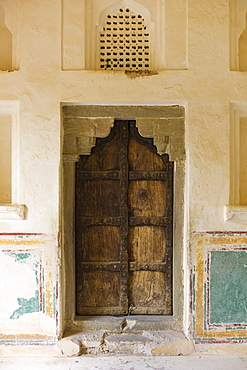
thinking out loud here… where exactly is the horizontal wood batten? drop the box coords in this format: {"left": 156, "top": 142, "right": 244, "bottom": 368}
{"left": 129, "top": 216, "right": 167, "bottom": 226}
{"left": 129, "top": 261, "right": 167, "bottom": 271}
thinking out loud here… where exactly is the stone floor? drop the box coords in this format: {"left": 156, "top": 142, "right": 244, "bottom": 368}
{"left": 0, "top": 355, "right": 247, "bottom": 370}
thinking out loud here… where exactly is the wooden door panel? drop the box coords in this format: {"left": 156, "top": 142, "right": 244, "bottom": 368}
{"left": 77, "top": 271, "right": 121, "bottom": 315}
{"left": 79, "top": 180, "right": 120, "bottom": 217}
{"left": 128, "top": 181, "right": 167, "bottom": 217}
{"left": 128, "top": 226, "right": 166, "bottom": 262}
{"left": 75, "top": 120, "right": 173, "bottom": 316}
{"left": 129, "top": 271, "right": 171, "bottom": 315}
{"left": 127, "top": 121, "right": 172, "bottom": 314}
{"left": 83, "top": 135, "right": 120, "bottom": 171}
{"left": 81, "top": 226, "right": 120, "bottom": 262}
{"left": 128, "top": 136, "right": 165, "bottom": 171}
{"left": 76, "top": 120, "right": 129, "bottom": 315}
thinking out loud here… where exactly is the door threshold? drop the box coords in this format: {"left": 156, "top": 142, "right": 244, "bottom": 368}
{"left": 67, "top": 315, "right": 181, "bottom": 332}
{"left": 60, "top": 322, "right": 191, "bottom": 356}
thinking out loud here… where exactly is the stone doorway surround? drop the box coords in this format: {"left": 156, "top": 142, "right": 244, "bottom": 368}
{"left": 60, "top": 103, "right": 187, "bottom": 352}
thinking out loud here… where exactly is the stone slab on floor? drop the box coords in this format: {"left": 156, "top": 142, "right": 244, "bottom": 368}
{"left": 0, "top": 355, "right": 247, "bottom": 370}
{"left": 59, "top": 330, "right": 194, "bottom": 356}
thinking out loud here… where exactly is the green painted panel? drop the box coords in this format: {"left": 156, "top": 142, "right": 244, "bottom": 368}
{"left": 210, "top": 251, "right": 247, "bottom": 324}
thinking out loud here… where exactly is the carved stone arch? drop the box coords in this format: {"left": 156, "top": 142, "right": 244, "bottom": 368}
{"left": 98, "top": 0, "right": 151, "bottom": 28}
{"left": 62, "top": 115, "right": 184, "bottom": 162}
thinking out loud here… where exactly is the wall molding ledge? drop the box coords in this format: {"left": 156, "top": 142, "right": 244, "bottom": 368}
{"left": 224, "top": 205, "right": 247, "bottom": 222}
{"left": 0, "top": 204, "right": 26, "bottom": 220}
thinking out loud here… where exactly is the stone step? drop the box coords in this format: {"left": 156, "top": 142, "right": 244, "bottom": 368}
{"left": 58, "top": 330, "right": 194, "bottom": 356}
{"left": 103, "top": 333, "right": 152, "bottom": 355}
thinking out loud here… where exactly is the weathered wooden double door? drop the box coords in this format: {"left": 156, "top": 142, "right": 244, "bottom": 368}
{"left": 75, "top": 120, "right": 173, "bottom": 315}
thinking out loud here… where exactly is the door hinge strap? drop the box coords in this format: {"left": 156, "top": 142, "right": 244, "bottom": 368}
{"left": 129, "top": 216, "right": 167, "bottom": 226}
{"left": 81, "top": 262, "right": 121, "bottom": 271}
{"left": 79, "top": 171, "right": 120, "bottom": 180}
{"left": 80, "top": 217, "right": 122, "bottom": 226}
{"left": 129, "top": 261, "right": 167, "bottom": 271}
{"left": 129, "top": 171, "right": 167, "bottom": 180}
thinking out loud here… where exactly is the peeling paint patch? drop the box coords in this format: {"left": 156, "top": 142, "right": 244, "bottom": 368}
{"left": 125, "top": 70, "right": 158, "bottom": 79}
{"left": 45, "top": 271, "right": 54, "bottom": 318}
{"left": 10, "top": 291, "right": 40, "bottom": 319}
{"left": 0, "top": 239, "right": 45, "bottom": 245}
{"left": 9, "top": 252, "right": 31, "bottom": 262}
{"left": 7, "top": 251, "right": 42, "bottom": 320}
{"left": 0, "top": 234, "right": 58, "bottom": 344}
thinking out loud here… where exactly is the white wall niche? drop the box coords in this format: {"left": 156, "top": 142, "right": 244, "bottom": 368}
{"left": 0, "top": 1, "right": 20, "bottom": 71}
{"left": 225, "top": 102, "right": 247, "bottom": 222}
{"left": 0, "top": 101, "right": 25, "bottom": 220}
{"left": 0, "top": 4, "right": 12, "bottom": 71}
{"left": 230, "top": 0, "right": 247, "bottom": 71}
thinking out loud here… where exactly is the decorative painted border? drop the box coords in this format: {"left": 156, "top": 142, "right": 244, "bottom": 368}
{"left": 0, "top": 233, "right": 58, "bottom": 345}
{"left": 192, "top": 232, "right": 247, "bottom": 343}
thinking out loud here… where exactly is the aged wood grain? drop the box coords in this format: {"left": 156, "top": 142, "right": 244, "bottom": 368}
{"left": 75, "top": 120, "right": 173, "bottom": 315}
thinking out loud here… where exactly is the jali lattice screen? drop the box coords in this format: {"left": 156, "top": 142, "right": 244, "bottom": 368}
{"left": 99, "top": 7, "right": 150, "bottom": 71}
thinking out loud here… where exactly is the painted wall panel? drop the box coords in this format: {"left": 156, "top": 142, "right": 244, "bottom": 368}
{"left": 210, "top": 250, "right": 247, "bottom": 324}
{"left": 0, "top": 234, "right": 58, "bottom": 345}
{"left": 192, "top": 233, "right": 247, "bottom": 343}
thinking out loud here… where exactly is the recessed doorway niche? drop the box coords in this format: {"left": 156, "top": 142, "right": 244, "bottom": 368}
{"left": 61, "top": 104, "right": 186, "bottom": 333}
{"left": 0, "top": 1, "right": 20, "bottom": 71}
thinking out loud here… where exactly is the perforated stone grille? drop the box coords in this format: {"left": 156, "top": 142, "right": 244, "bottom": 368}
{"left": 99, "top": 7, "right": 150, "bottom": 71}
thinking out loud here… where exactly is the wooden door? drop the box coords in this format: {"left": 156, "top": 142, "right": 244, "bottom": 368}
{"left": 75, "top": 120, "right": 173, "bottom": 315}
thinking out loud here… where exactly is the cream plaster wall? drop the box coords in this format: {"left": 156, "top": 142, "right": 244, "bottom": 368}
{"left": 0, "top": 0, "right": 244, "bottom": 233}
{"left": 0, "top": 0, "right": 247, "bottom": 351}
{"left": 239, "top": 117, "right": 247, "bottom": 203}
{"left": 0, "top": 114, "right": 11, "bottom": 203}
